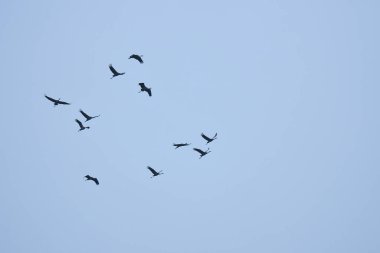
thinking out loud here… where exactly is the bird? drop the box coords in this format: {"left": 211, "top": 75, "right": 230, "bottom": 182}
{"left": 193, "top": 148, "right": 211, "bottom": 159}
{"left": 80, "top": 109, "right": 100, "bottom": 122}
{"left": 44, "top": 95, "right": 70, "bottom": 106}
{"left": 84, "top": 175, "right": 99, "bottom": 185}
{"left": 109, "top": 64, "right": 125, "bottom": 79}
{"left": 201, "top": 132, "right": 217, "bottom": 144}
{"left": 147, "top": 166, "right": 163, "bottom": 178}
{"left": 129, "top": 54, "right": 143, "bottom": 64}
{"left": 75, "top": 119, "right": 90, "bottom": 131}
{"left": 138, "top": 83, "right": 152, "bottom": 97}
{"left": 173, "top": 143, "right": 191, "bottom": 149}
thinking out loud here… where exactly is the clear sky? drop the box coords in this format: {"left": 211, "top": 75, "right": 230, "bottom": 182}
{"left": 0, "top": 0, "right": 379, "bottom": 252}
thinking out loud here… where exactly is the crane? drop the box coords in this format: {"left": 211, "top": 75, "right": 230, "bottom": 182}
{"left": 84, "top": 175, "right": 99, "bottom": 185}
{"left": 129, "top": 54, "right": 143, "bottom": 64}
{"left": 44, "top": 95, "right": 70, "bottom": 106}
{"left": 201, "top": 132, "right": 217, "bottom": 144}
{"left": 75, "top": 119, "right": 90, "bottom": 131}
{"left": 80, "top": 109, "right": 100, "bottom": 122}
{"left": 109, "top": 64, "right": 125, "bottom": 79}
{"left": 138, "top": 83, "right": 152, "bottom": 97}
{"left": 173, "top": 143, "right": 191, "bottom": 149}
{"left": 193, "top": 148, "right": 211, "bottom": 159}
{"left": 147, "top": 166, "right": 163, "bottom": 178}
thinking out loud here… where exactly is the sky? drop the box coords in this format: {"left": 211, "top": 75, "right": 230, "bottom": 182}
{"left": 0, "top": 0, "right": 379, "bottom": 252}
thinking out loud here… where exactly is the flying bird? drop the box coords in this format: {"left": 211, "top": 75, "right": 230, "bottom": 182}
{"left": 129, "top": 54, "right": 143, "bottom": 64}
{"left": 75, "top": 119, "right": 90, "bottom": 131}
{"left": 193, "top": 148, "right": 211, "bottom": 159}
{"left": 80, "top": 109, "right": 100, "bottom": 122}
{"left": 201, "top": 132, "right": 217, "bottom": 144}
{"left": 84, "top": 175, "right": 99, "bottom": 185}
{"left": 173, "top": 143, "right": 191, "bottom": 149}
{"left": 109, "top": 64, "right": 125, "bottom": 79}
{"left": 138, "top": 83, "right": 152, "bottom": 97}
{"left": 44, "top": 95, "right": 70, "bottom": 106}
{"left": 147, "top": 166, "right": 163, "bottom": 178}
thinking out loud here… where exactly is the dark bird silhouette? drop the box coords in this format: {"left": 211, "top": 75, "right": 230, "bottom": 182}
{"left": 75, "top": 119, "right": 90, "bottom": 131}
{"left": 80, "top": 109, "right": 100, "bottom": 122}
{"left": 193, "top": 148, "right": 211, "bottom": 159}
{"left": 138, "top": 83, "right": 152, "bottom": 97}
{"left": 201, "top": 132, "right": 217, "bottom": 144}
{"left": 173, "top": 143, "right": 191, "bottom": 149}
{"left": 109, "top": 64, "right": 125, "bottom": 79}
{"left": 84, "top": 175, "right": 99, "bottom": 185}
{"left": 147, "top": 166, "right": 163, "bottom": 178}
{"left": 44, "top": 95, "right": 70, "bottom": 106}
{"left": 129, "top": 54, "right": 143, "bottom": 64}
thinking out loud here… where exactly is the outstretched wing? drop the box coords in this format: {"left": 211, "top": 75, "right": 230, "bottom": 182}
{"left": 193, "top": 148, "right": 203, "bottom": 154}
{"left": 75, "top": 119, "right": 84, "bottom": 128}
{"left": 109, "top": 64, "right": 120, "bottom": 75}
{"left": 146, "top": 88, "right": 152, "bottom": 97}
{"left": 147, "top": 166, "right": 158, "bottom": 175}
{"left": 85, "top": 175, "right": 91, "bottom": 180}
{"left": 57, "top": 100, "right": 70, "bottom": 105}
{"left": 213, "top": 133, "right": 218, "bottom": 139}
{"left": 93, "top": 178, "right": 99, "bottom": 185}
{"left": 79, "top": 109, "right": 91, "bottom": 120}
{"left": 139, "top": 82, "right": 146, "bottom": 89}
{"left": 201, "top": 133, "right": 212, "bottom": 142}
{"left": 45, "top": 95, "right": 57, "bottom": 103}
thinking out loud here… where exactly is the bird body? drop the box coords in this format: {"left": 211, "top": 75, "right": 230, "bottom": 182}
{"left": 138, "top": 83, "right": 152, "bottom": 97}
{"left": 173, "top": 143, "right": 191, "bottom": 149}
{"left": 201, "top": 133, "right": 217, "bottom": 144}
{"left": 75, "top": 119, "right": 90, "bottom": 131}
{"left": 109, "top": 64, "right": 125, "bottom": 79}
{"left": 193, "top": 148, "right": 211, "bottom": 159}
{"left": 80, "top": 109, "right": 100, "bottom": 122}
{"left": 129, "top": 54, "right": 143, "bottom": 64}
{"left": 44, "top": 95, "right": 70, "bottom": 106}
{"left": 84, "top": 175, "right": 99, "bottom": 185}
{"left": 147, "top": 166, "right": 163, "bottom": 178}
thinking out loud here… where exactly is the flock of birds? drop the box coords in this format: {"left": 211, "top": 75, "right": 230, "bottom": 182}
{"left": 44, "top": 54, "right": 218, "bottom": 185}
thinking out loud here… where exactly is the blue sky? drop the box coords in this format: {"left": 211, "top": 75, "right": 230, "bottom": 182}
{"left": 0, "top": 0, "right": 379, "bottom": 252}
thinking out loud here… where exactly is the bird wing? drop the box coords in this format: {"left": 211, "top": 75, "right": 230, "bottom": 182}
{"left": 80, "top": 109, "right": 91, "bottom": 120}
{"left": 75, "top": 119, "right": 84, "bottom": 128}
{"left": 109, "top": 64, "right": 120, "bottom": 75}
{"left": 213, "top": 133, "right": 218, "bottom": 139}
{"left": 57, "top": 100, "right": 70, "bottom": 105}
{"left": 147, "top": 166, "right": 158, "bottom": 175}
{"left": 139, "top": 83, "right": 146, "bottom": 89}
{"left": 85, "top": 175, "right": 91, "bottom": 179}
{"left": 135, "top": 55, "right": 143, "bottom": 63}
{"left": 146, "top": 88, "right": 152, "bottom": 97}
{"left": 93, "top": 178, "right": 99, "bottom": 185}
{"left": 45, "top": 95, "right": 57, "bottom": 103}
{"left": 201, "top": 133, "right": 212, "bottom": 141}
{"left": 193, "top": 148, "right": 203, "bottom": 154}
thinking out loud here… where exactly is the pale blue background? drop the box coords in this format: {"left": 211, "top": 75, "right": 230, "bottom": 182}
{"left": 0, "top": 1, "right": 379, "bottom": 252}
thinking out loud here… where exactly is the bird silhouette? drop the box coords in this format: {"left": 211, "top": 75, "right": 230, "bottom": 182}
{"left": 201, "top": 133, "right": 217, "bottom": 144}
{"left": 173, "top": 143, "right": 191, "bottom": 149}
{"left": 129, "top": 54, "right": 143, "bottom": 64}
{"left": 75, "top": 119, "right": 90, "bottom": 131}
{"left": 193, "top": 148, "right": 211, "bottom": 159}
{"left": 147, "top": 166, "right": 163, "bottom": 178}
{"left": 138, "top": 83, "right": 152, "bottom": 97}
{"left": 80, "top": 109, "right": 100, "bottom": 122}
{"left": 84, "top": 175, "right": 99, "bottom": 185}
{"left": 109, "top": 64, "right": 125, "bottom": 79}
{"left": 44, "top": 95, "right": 70, "bottom": 106}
